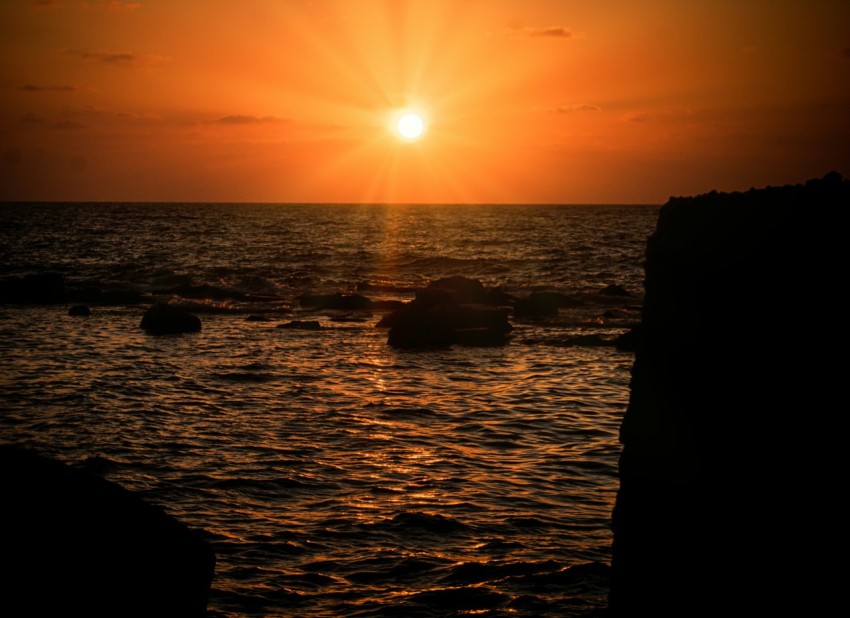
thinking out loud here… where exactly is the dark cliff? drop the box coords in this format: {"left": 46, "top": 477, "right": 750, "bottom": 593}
{"left": 609, "top": 173, "right": 847, "bottom": 615}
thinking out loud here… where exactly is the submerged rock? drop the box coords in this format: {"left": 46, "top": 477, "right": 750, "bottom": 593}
{"left": 277, "top": 320, "right": 322, "bottom": 330}
{"left": 513, "top": 291, "right": 582, "bottom": 318}
{"left": 140, "top": 303, "right": 202, "bottom": 335}
{"left": 609, "top": 173, "right": 848, "bottom": 616}
{"left": 599, "top": 284, "right": 632, "bottom": 297}
{"left": 299, "top": 292, "right": 373, "bottom": 310}
{"left": 0, "top": 445, "right": 214, "bottom": 617}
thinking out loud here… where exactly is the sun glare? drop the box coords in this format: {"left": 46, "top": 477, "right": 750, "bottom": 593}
{"left": 396, "top": 112, "right": 425, "bottom": 140}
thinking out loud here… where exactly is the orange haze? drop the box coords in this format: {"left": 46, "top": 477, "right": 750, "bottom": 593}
{"left": 2, "top": 0, "right": 849, "bottom": 203}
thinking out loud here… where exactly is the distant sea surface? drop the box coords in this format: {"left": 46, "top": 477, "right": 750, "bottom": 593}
{"left": 0, "top": 203, "right": 658, "bottom": 617}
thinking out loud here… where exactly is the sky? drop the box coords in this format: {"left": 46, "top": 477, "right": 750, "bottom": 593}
{"left": 2, "top": 0, "right": 849, "bottom": 204}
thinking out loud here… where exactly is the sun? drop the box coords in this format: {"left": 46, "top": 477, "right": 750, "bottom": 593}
{"left": 396, "top": 112, "right": 425, "bottom": 140}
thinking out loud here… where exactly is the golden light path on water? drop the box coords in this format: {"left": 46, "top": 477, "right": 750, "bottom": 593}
{"left": 0, "top": 202, "right": 659, "bottom": 615}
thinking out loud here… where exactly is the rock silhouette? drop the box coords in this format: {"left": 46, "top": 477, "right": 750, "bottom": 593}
{"left": 68, "top": 304, "right": 91, "bottom": 316}
{"left": 0, "top": 445, "right": 215, "bottom": 617}
{"left": 383, "top": 277, "right": 512, "bottom": 348}
{"left": 299, "top": 292, "right": 374, "bottom": 310}
{"left": 0, "top": 273, "right": 65, "bottom": 304}
{"left": 140, "top": 303, "right": 202, "bottom": 335}
{"left": 609, "top": 172, "right": 847, "bottom": 615}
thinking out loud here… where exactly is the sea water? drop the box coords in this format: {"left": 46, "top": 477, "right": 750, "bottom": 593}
{"left": 0, "top": 203, "right": 658, "bottom": 617}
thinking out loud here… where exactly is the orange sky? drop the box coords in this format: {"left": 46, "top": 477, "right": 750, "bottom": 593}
{"left": 2, "top": 0, "right": 849, "bottom": 203}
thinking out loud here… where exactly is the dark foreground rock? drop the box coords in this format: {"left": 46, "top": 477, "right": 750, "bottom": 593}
{"left": 140, "top": 303, "right": 202, "bottom": 335}
{"left": 0, "top": 445, "right": 215, "bottom": 617}
{"left": 0, "top": 273, "right": 65, "bottom": 304}
{"left": 609, "top": 172, "right": 847, "bottom": 616}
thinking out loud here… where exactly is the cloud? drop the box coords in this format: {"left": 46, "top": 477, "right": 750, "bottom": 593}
{"left": 20, "top": 84, "right": 77, "bottom": 92}
{"left": 553, "top": 104, "right": 602, "bottom": 113}
{"left": 623, "top": 112, "right": 654, "bottom": 123}
{"left": 94, "top": 1, "right": 141, "bottom": 10}
{"left": 68, "top": 48, "right": 169, "bottom": 68}
{"left": 50, "top": 120, "right": 87, "bottom": 130}
{"left": 33, "top": 1, "right": 141, "bottom": 9}
{"left": 507, "top": 26, "right": 574, "bottom": 39}
{"left": 214, "top": 115, "right": 288, "bottom": 125}
{"left": 842, "top": 47, "right": 850, "bottom": 59}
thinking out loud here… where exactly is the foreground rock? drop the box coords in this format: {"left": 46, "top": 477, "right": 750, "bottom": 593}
{"left": 609, "top": 172, "right": 847, "bottom": 616}
{"left": 0, "top": 445, "right": 215, "bottom": 617}
{"left": 0, "top": 273, "right": 65, "bottom": 304}
{"left": 140, "top": 303, "right": 202, "bottom": 335}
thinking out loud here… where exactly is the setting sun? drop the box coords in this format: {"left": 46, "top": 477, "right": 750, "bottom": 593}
{"left": 396, "top": 113, "right": 425, "bottom": 141}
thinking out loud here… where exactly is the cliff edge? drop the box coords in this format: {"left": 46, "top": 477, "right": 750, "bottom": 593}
{"left": 609, "top": 172, "right": 847, "bottom": 615}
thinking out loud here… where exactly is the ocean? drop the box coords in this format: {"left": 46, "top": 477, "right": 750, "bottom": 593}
{"left": 0, "top": 202, "right": 659, "bottom": 617}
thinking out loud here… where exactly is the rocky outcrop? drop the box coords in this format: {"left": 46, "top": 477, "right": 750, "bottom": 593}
{"left": 609, "top": 173, "right": 847, "bottom": 615}
{"left": 140, "top": 303, "right": 202, "bottom": 335}
{"left": 382, "top": 277, "right": 513, "bottom": 348}
{"left": 0, "top": 445, "right": 215, "bottom": 617}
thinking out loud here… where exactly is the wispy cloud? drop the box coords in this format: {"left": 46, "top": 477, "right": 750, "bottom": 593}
{"left": 214, "top": 115, "right": 288, "bottom": 125}
{"left": 507, "top": 26, "right": 574, "bottom": 39}
{"left": 623, "top": 112, "right": 654, "bottom": 123}
{"left": 552, "top": 104, "right": 602, "bottom": 113}
{"left": 50, "top": 120, "right": 87, "bottom": 130}
{"left": 20, "top": 84, "right": 77, "bottom": 92}
{"left": 68, "top": 48, "right": 169, "bottom": 68}
{"left": 94, "top": 1, "right": 141, "bottom": 11}
{"left": 33, "top": 0, "right": 141, "bottom": 9}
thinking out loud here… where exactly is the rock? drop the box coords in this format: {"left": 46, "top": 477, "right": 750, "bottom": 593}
{"left": 0, "top": 273, "right": 65, "bottom": 304}
{"left": 140, "top": 304, "right": 202, "bottom": 335}
{"left": 426, "top": 276, "right": 488, "bottom": 304}
{"left": 613, "top": 327, "right": 641, "bottom": 352}
{"left": 67, "top": 287, "right": 146, "bottom": 306}
{"left": 609, "top": 173, "right": 848, "bottom": 616}
{"left": 387, "top": 302, "right": 512, "bottom": 348}
{"left": 513, "top": 291, "right": 584, "bottom": 319}
{"left": 68, "top": 304, "right": 91, "bottom": 317}
{"left": 0, "top": 445, "right": 214, "bottom": 617}
{"left": 277, "top": 320, "right": 322, "bottom": 330}
{"left": 599, "top": 284, "right": 632, "bottom": 297}
{"left": 485, "top": 287, "right": 518, "bottom": 306}
{"left": 299, "top": 292, "right": 374, "bottom": 310}
{"left": 355, "top": 281, "right": 416, "bottom": 294}
{"left": 371, "top": 299, "right": 406, "bottom": 313}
